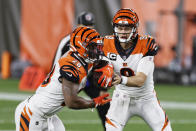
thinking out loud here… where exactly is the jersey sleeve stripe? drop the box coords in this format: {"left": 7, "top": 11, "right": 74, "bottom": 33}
{"left": 148, "top": 39, "right": 155, "bottom": 49}
{"left": 61, "top": 65, "right": 79, "bottom": 77}
{"left": 146, "top": 38, "right": 151, "bottom": 47}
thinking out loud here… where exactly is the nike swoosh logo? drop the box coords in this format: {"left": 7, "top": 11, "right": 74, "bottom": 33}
{"left": 66, "top": 73, "right": 72, "bottom": 77}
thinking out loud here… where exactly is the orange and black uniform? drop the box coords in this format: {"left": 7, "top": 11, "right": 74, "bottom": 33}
{"left": 52, "top": 36, "right": 110, "bottom": 130}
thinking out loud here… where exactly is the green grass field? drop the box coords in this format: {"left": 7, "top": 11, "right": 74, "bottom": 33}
{"left": 0, "top": 79, "right": 196, "bottom": 131}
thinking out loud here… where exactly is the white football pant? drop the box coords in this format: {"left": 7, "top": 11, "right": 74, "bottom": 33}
{"left": 15, "top": 98, "right": 65, "bottom": 131}
{"left": 105, "top": 90, "right": 172, "bottom": 131}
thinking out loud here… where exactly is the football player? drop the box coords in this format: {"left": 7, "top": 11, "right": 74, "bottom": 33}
{"left": 99, "top": 9, "right": 172, "bottom": 131}
{"left": 15, "top": 27, "right": 112, "bottom": 131}
{"left": 52, "top": 11, "right": 111, "bottom": 130}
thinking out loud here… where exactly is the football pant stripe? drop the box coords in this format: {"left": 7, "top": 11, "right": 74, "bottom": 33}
{"left": 106, "top": 117, "right": 117, "bottom": 128}
{"left": 155, "top": 93, "right": 170, "bottom": 131}
{"left": 23, "top": 106, "right": 30, "bottom": 121}
{"left": 21, "top": 114, "right": 29, "bottom": 129}
{"left": 20, "top": 116, "right": 28, "bottom": 131}
{"left": 162, "top": 113, "right": 169, "bottom": 131}
{"left": 20, "top": 122, "right": 24, "bottom": 131}
{"left": 28, "top": 107, "right": 32, "bottom": 116}
{"left": 19, "top": 106, "right": 32, "bottom": 131}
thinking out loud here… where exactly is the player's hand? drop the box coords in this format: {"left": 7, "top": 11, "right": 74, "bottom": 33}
{"left": 95, "top": 64, "right": 114, "bottom": 88}
{"left": 93, "top": 93, "right": 111, "bottom": 107}
{"left": 112, "top": 73, "right": 122, "bottom": 85}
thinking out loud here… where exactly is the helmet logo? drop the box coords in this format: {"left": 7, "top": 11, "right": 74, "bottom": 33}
{"left": 85, "top": 14, "right": 92, "bottom": 21}
{"left": 118, "top": 20, "right": 128, "bottom": 24}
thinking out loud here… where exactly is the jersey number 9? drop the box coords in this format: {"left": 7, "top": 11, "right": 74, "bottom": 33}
{"left": 120, "top": 68, "right": 135, "bottom": 77}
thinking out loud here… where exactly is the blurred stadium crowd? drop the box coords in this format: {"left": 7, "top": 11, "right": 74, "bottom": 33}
{"left": 0, "top": 0, "right": 196, "bottom": 85}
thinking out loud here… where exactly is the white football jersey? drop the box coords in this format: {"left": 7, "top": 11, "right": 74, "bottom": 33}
{"left": 103, "top": 35, "right": 156, "bottom": 98}
{"left": 28, "top": 52, "right": 90, "bottom": 117}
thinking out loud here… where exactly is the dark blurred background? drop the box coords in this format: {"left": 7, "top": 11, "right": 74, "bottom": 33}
{"left": 0, "top": 0, "right": 196, "bottom": 86}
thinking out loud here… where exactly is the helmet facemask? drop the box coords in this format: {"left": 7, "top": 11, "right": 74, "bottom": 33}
{"left": 113, "top": 23, "right": 137, "bottom": 43}
{"left": 85, "top": 41, "right": 104, "bottom": 63}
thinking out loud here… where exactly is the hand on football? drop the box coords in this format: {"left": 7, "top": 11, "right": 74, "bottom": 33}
{"left": 93, "top": 93, "right": 111, "bottom": 107}
{"left": 112, "top": 73, "right": 122, "bottom": 85}
{"left": 95, "top": 63, "right": 114, "bottom": 88}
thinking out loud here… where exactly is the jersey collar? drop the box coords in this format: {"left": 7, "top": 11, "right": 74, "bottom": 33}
{"left": 114, "top": 35, "right": 138, "bottom": 60}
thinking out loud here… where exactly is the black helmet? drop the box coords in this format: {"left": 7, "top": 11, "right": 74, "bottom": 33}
{"left": 77, "top": 12, "right": 95, "bottom": 26}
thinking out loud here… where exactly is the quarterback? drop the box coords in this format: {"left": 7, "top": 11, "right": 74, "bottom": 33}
{"left": 101, "top": 9, "right": 172, "bottom": 131}
{"left": 15, "top": 27, "right": 112, "bottom": 131}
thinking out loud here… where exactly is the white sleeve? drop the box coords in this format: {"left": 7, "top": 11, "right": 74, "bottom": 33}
{"left": 137, "top": 56, "right": 154, "bottom": 76}
{"left": 53, "top": 35, "right": 70, "bottom": 67}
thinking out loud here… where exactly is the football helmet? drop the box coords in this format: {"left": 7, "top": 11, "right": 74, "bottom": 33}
{"left": 77, "top": 12, "right": 95, "bottom": 26}
{"left": 70, "top": 26, "right": 103, "bottom": 63}
{"left": 112, "top": 8, "right": 139, "bottom": 43}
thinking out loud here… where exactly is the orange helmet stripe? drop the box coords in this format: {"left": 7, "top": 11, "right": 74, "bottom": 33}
{"left": 71, "top": 27, "right": 84, "bottom": 48}
{"left": 113, "top": 9, "right": 139, "bottom": 25}
{"left": 70, "top": 26, "right": 101, "bottom": 59}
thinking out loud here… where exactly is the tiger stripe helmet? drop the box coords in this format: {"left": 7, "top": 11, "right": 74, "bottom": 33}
{"left": 112, "top": 8, "right": 139, "bottom": 42}
{"left": 70, "top": 26, "right": 103, "bottom": 63}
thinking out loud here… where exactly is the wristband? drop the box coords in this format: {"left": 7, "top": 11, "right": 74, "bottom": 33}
{"left": 121, "top": 76, "right": 128, "bottom": 85}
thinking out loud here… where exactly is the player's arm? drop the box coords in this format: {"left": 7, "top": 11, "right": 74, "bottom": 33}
{"left": 60, "top": 64, "right": 111, "bottom": 109}
{"left": 112, "top": 56, "right": 154, "bottom": 87}
{"left": 112, "top": 72, "right": 147, "bottom": 87}
{"left": 62, "top": 78, "right": 95, "bottom": 109}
